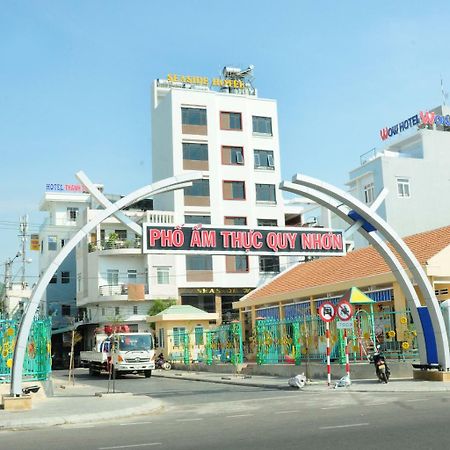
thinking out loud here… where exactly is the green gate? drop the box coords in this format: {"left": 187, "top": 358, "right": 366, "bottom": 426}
{"left": 205, "top": 322, "right": 243, "bottom": 365}
{"left": 0, "top": 317, "right": 52, "bottom": 383}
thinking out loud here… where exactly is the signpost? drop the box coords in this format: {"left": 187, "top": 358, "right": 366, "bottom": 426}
{"left": 318, "top": 302, "right": 336, "bottom": 386}
{"left": 337, "top": 300, "right": 354, "bottom": 381}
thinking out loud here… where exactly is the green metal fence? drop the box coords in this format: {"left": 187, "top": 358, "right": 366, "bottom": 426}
{"left": 0, "top": 317, "right": 52, "bottom": 383}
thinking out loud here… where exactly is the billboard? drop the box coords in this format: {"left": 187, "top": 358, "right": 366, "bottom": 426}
{"left": 143, "top": 224, "right": 346, "bottom": 256}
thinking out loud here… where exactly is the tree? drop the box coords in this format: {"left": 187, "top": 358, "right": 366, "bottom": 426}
{"left": 147, "top": 298, "right": 176, "bottom": 330}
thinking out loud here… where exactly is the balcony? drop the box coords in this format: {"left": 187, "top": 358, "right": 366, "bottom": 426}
{"left": 99, "top": 283, "right": 149, "bottom": 297}
{"left": 88, "top": 238, "right": 142, "bottom": 253}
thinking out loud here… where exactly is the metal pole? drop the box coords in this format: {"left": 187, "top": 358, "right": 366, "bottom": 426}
{"left": 326, "top": 321, "right": 331, "bottom": 386}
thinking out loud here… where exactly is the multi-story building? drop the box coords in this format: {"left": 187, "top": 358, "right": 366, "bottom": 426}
{"left": 151, "top": 67, "right": 301, "bottom": 319}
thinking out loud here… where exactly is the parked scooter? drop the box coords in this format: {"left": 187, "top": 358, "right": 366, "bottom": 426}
{"left": 155, "top": 353, "right": 172, "bottom": 370}
{"left": 369, "top": 345, "right": 390, "bottom": 383}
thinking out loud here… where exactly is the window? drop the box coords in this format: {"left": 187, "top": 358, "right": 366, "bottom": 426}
{"left": 223, "top": 181, "right": 245, "bottom": 200}
{"left": 128, "top": 269, "right": 137, "bottom": 281}
{"left": 252, "top": 116, "right": 273, "bottom": 135}
{"left": 157, "top": 267, "right": 170, "bottom": 285}
{"left": 133, "top": 305, "right": 138, "bottom": 315}
{"left": 182, "top": 107, "right": 207, "bottom": 135}
{"left": 173, "top": 327, "right": 186, "bottom": 347}
{"left": 397, "top": 177, "right": 411, "bottom": 198}
{"left": 220, "top": 112, "right": 242, "bottom": 130}
{"left": 48, "top": 236, "right": 57, "bottom": 251}
{"left": 194, "top": 326, "right": 204, "bottom": 345}
{"left": 115, "top": 307, "right": 120, "bottom": 316}
{"left": 61, "top": 239, "right": 67, "bottom": 248}
{"left": 182, "top": 142, "right": 208, "bottom": 161}
{"left": 256, "top": 184, "right": 276, "bottom": 203}
{"left": 259, "top": 256, "right": 280, "bottom": 273}
{"left": 186, "top": 255, "right": 213, "bottom": 271}
{"left": 50, "top": 274, "right": 57, "bottom": 284}
{"left": 222, "top": 146, "right": 244, "bottom": 165}
{"left": 107, "top": 269, "right": 119, "bottom": 286}
{"left": 67, "top": 207, "right": 79, "bottom": 221}
{"left": 102, "top": 307, "right": 105, "bottom": 316}
{"left": 159, "top": 328, "right": 165, "bottom": 348}
{"left": 184, "top": 215, "right": 211, "bottom": 224}
{"left": 61, "top": 271, "right": 70, "bottom": 284}
{"left": 224, "top": 216, "right": 247, "bottom": 225}
{"left": 254, "top": 150, "right": 275, "bottom": 169}
{"left": 184, "top": 179, "right": 210, "bottom": 197}
{"left": 257, "top": 219, "right": 277, "bottom": 227}
{"left": 364, "top": 182, "right": 375, "bottom": 204}
{"left": 115, "top": 230, "right": 127, "bottom": 240}
{"left": 226, "top": 255, "right": 249, "bottom": 273}
{"left": 61, "top": 305, "right": 71, "bottom": 316}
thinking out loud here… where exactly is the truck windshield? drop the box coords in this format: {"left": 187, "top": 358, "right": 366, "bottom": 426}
{"left": 117, "top": 335, "right": 153, "bottom": 351}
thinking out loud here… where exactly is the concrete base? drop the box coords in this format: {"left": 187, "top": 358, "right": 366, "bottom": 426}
{"left": 413, "top": 370, "right": 450, "bottom": 382}
{"left": 2, "top": 394, "right": 32, "bottom": 411}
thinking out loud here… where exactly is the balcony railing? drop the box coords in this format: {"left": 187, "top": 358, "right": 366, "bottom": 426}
{"left": 99, "top": 283, "right": 149, "bottom": 296}
{"left": 88, "top": 239, "right": 142, "bottom": 253}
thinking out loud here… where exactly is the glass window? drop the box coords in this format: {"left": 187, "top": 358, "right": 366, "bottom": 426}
{"left": 115, "top": 230, "right": 127, "bottom": 240}
{"left": 67, "top": 207, "right": 79, "bottom": 221}
{"left": 186, "top": 255, "right": 213, "bottom": 271}
{"left": 183, "top": 142, "right": 208, "bottom": 161}
{"left": 194, "top": 326, "right": 204, "bottom": 345}
{"left": 115, "top": 306, "right": 120, "bottom": 316}
{"left": 254, "top": 150, "right": 275, "bottom": 169}
{"left": 107, "top": 269, "right": 119, "bottom": 286}
{"left": 252, "top": 116, "right": 273, "bottom": 135}
{"left": 184, "top": 179, "right": 210, "bottom": 197}
{"left": 48, "top": 236, "right": 57, "bottom": 251}
{"left": 157, "top": 267, "right": 170, "bottom": 284}
{"left": 182, "top": 107, "right": 207, "bottom": 126}
{"left": 256, "top": 184, "right": 276, "bottom": 203}
{"left": 50, "top": 274, "right": 57, "bottom": 284}
{"left": 159, "top": 328, "right": 165, "bottom": 348}
{"left": 133, "top": 305, "right": 138, "bottom": 315}
{"left": 220, "top": 112, "right": 242, "bottom": 130}
{"left": 257, "top": 219, "right": 278, "bottom": 227}
{"left": 226, "top": 255, "right": 249, "bottom": 273}
{"left": 61, "top": 271, "right": 70, "bottom": 284}
{"left": 184, "top": 215, "right": 211, "bottom": 224}
{"left": 259, "top": 256, "right": 280, "bottom": 273}
{"left": 173, "top": 327, "right": 186, "bottom": 347}
{"left": 223, "top": 181, "right": 245, "bottom": 200}
{"left": 128, "top": 269, "right": 137, "bottom": 280}
{"left": 364, "top": 182, "right": 375, "bottom": 204}
{"left": 397, "top": 177, "right": 410, "bottom": 198}
{"left": 61, "top": 305, "right": 71, "bottom": 316}
{"left": 224, "top": 216, "right": 247, "bottom": 225}
{"left": 222, "top": 146, "right": 244, "bottom": 165}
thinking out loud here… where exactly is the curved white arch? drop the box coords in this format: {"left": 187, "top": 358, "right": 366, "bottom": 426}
{"left": 281, "top": 181, "right": 427, "bottom": 364}
{"left": 11, "top": 171, "right": 205, "bottom": 396}
{"left": 292, "top": 174, "right": 450, "bottom": 370}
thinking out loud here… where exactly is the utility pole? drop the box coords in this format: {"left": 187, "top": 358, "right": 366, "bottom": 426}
{"left": 19, "top": 215, "right": 28, "bottom": 288}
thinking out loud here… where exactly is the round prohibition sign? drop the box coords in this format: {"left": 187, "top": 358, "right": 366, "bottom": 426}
{"left": 337, "top": 300, "right": 353, "bottom": 321}
{"left": 318, "top": 302, "right": 336, "bottom": 322}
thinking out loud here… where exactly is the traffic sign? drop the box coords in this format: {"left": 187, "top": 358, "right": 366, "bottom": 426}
{"left": 318, "top": 302, "right": 336, "bottom": 322}
{"left": 336, "top": 320, "right": 353, "bottom": 330}
{"left": 337, "top": 300, "right": 353, "bottom": 321}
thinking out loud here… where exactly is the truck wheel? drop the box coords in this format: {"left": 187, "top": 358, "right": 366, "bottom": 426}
{"left": 144, "top": 370, "right": 152, "bottom": 378}
{"left": 89, "top": 366, "right": 98, "bottom": 376}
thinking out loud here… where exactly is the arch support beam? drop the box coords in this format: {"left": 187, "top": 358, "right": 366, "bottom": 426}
{"left": 11, "top": 171, "right": 205, "bottom": 396}
{"left": 291, "top": 174, "right": 450, "bottom": 370}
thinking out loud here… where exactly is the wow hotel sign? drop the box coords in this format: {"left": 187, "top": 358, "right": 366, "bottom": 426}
{"left": 143, "top": 225, "right": 346, "bottom": 256}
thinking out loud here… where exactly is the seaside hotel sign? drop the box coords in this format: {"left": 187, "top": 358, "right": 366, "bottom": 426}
{"left": 167, "top": 73, "right": 245, "bottom": 89}
{"left": 143, "top": 225, "right": 346, "bottom": 256}
{"left": 45, "top": 183, "right": 85, "bottom": 192}
{"left": 380, "top": 110, "right": 450, "bottom": 141}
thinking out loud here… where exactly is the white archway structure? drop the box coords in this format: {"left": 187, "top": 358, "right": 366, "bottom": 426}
{"left": 285, "top": 174, "right": 450, "bottom": 371}
{"left": 281, "top": 181, "right": 427, "bottom": 364}
{"left": 11, "top": 171, "right": 205, "bottom": 396}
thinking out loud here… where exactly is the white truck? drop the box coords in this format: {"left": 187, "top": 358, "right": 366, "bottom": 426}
{"left": 80, "top": 332, "right": 155, "bottom": 378}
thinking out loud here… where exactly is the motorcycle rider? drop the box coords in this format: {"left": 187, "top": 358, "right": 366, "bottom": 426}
{"left": 372, "top": 344, "right": 390, "bottom": 382}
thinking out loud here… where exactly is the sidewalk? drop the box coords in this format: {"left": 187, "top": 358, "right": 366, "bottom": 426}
{"left": 0, "top": 376, "right": 163, "bottom": 432}
{"left": 152, "top": 369, "right": 450, "bottom": 392}
{"left": 1, "top": 370, "right": 449, "bottom": 432}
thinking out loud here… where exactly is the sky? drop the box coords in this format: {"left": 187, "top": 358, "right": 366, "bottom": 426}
{"left": 1, "top": 1, "right": 450, "bottom": 284}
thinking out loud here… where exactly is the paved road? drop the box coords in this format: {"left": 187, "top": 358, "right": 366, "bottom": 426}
{"left": 1, "top": 371, "right": 449, "bottom": 449}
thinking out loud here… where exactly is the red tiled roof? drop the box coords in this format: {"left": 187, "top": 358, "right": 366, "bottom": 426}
{"left": 243, "top": 225, "right": 450, "bottom": 303}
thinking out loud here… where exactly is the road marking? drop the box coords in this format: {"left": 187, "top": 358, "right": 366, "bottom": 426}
{"left": 98, "top": 444, "right": 162, "bottom": 449}
{"left": 275, "top": 410, "right": 299, "bottom": 414}
{"left": 119, "top": 421, "right": 153, "bottom": 426}
{"left": 226, "top": 414, "right": 254, "bottom": 418}
{"left": 405, "top": 399, "right": 427, "bottom": 403}
{"left": 321, "top": 406, "right": 343, "bottom": 410}
{"left": 320, "top": 423, "right": 369, "bottom": 430}
{"left": 63, "top": 424, "right": 96, "bottom": 429}
{"left": 176, "top": 418, "right": 203, "bottom": 422}
{"left": 366, "top": 402, "right": 387, "bottom": 406}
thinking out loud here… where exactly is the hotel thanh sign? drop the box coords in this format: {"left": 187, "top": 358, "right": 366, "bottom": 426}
{"left": 143, "top": 225, "right": 346, "bottom": 257}
{"left": 167, "top": 74, "right": 245, "bottom": 89}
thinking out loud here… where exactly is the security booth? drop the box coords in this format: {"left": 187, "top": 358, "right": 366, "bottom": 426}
{"left": 147, "top": 305, "right": 218, "bottom": 363}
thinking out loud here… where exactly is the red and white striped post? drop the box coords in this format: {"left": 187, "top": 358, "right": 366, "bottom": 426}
{"left": 326, "top": 321, "right": 331, "bottom": 386}
{"left": 344, "top": 329, "right": 350, "bottom": 379}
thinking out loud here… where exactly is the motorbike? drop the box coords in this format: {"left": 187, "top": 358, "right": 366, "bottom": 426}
{"left": 369, "top": 346, "right": 390, "bottom": 383}
{"left": 155, "top": 353, "right": 172, "bottom": 370}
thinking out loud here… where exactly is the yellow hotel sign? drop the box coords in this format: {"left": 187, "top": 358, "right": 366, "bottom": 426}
{"left": 167, "top": 74, "right": 245, "bottom": 89}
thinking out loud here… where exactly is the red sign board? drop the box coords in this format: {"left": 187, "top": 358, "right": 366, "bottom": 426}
{"left": 337, "top": 301, "right": 353, "bottom": 321}
{"left": 318, "top": 302, "right": 336, "bottom": 323}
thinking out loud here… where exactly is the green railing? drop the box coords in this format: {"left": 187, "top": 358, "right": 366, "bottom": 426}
{"left": 0, "top": 317, "right": 52, "bottom": 383}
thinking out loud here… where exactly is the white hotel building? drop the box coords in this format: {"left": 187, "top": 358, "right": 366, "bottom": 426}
{"left": 38, "top": 67, "right": 302, "bottom": 348}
